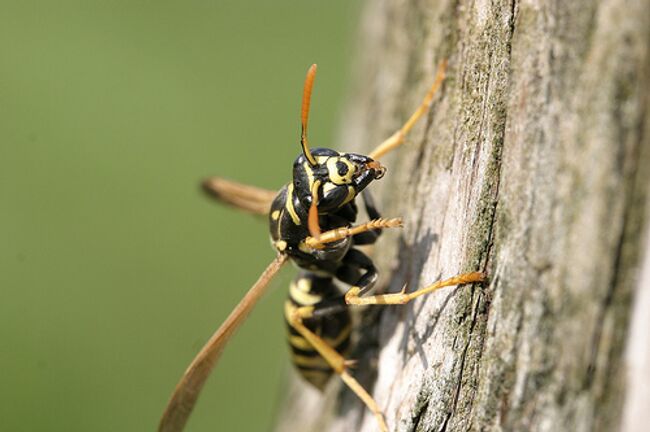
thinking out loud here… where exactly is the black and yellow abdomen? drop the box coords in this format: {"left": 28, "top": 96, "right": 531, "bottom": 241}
{"left": 283, "top": 273, "right": 351, "bottom": 390}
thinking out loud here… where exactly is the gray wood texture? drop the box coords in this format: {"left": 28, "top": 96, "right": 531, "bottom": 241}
{"left": 276, "top": 0, "right": 650, "bottom": 431}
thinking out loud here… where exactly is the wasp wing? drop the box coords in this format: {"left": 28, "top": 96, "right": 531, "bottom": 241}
{"left": 202, "top": 177, "right": 278, "bottom": 215}
{"left": 159, "top": 254, "right": 288, "bottom": 432}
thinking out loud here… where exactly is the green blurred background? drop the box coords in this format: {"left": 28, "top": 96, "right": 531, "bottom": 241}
{"left": 1, "top": 2, "right": 359, "bottom": 431}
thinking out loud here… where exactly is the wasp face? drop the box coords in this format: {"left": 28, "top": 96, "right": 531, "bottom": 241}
{"left": 335, "top": 152, "right": 386, "bottom": 182}
{"left": 292, "top": 148, "right": 385, "bottom": 212}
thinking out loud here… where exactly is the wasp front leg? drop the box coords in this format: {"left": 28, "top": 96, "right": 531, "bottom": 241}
{"left": 303, "top": 218, "right": 403, "bottom": 250}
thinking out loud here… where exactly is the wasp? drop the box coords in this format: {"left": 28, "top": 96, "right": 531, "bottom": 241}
{"left": 159, "top": 61, "right": 486, "bottom": 432}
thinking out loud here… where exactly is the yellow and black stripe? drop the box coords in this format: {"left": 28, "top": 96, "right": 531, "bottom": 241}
{"left": 283, "top": 274, "right": 351, "bottom": 390}
{"left": 268, "top": 147, "right": 389, "bottom": 389}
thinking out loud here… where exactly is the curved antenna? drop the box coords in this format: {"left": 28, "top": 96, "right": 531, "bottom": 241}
{"left": 301, "top": 64, "right": 319, "bottom": 166}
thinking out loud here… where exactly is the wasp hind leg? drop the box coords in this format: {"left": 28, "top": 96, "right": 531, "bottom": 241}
{"left": 344, "top": 271, "right": 486, "bottom": 306}
{"left": 333, "top": 247, "right": 486, "bottom": 306}
{"left": 286, "top": 302, "right": 389, "bottom": 432}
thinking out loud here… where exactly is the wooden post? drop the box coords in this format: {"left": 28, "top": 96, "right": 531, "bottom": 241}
{"left": 276, "top": 0, "right": 650, "bottom": 430}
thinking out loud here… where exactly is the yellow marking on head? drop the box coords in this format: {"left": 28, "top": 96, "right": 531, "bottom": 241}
{"left": 285, "top": 184, "right": 301, "bottom": 225}
{"left": 316, "top": 155, "right": 330, "bottom": 164}
{"left": 327, "top": 157, "right": 355, "bottom": 185}
{"left": 323, "top": 181, "right": 337, "bottom": 194}
{"left": 289, "top": 280, "right": 322, "bottom": 306}
{"left": 275, "top": 240, "right": 287, "bottom": 251}
{"left": 271, "top": 210, "right": 280, "bottom": 220}
{"left": 303, "top": 162, "right": 315, "bottom": 192}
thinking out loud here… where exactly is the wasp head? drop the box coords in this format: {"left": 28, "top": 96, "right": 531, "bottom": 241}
{"left": 293, "top": 65, "right": 385, "bottom": 213}
{"left": 292, "top": 147, "right": 385, "bottom": 212}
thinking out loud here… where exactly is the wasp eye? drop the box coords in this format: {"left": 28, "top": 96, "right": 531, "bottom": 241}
{"left": 327, "top": 157, "right": 355, "bottom": 185}
{"left": 336, "top": 161, "right": 348, "bottom": 177}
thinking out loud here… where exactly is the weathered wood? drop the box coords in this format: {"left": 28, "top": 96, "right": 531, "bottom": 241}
{"left": 623, "top": 227, "right": 650, "bottom": 432}
{"left": 276, "top": 0, "right": 650, "bottom": 431}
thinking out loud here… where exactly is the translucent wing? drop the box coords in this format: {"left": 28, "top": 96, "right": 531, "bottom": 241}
{"left": 202, "top": 177, "right": 278, "bottom": 215}
{"left": 159, "top": 254, "right": 288, "bottom": 432}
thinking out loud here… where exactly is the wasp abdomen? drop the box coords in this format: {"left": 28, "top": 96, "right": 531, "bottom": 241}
{"left": 283, "top": 274, "right": 351, "bottom": 390}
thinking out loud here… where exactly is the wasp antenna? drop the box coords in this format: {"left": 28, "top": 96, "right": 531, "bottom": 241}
{"left": 301, "top": 64, "right": 319, "bottom": 166}
{"left": 308, "top": 180, "right": 322, "bottom": 239}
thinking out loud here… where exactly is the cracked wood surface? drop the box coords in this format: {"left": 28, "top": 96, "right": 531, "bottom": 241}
{"left": 276, "top": 0, "right": 650, "bottom": 431}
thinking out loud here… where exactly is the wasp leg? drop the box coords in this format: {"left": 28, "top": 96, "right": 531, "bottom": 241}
{"left": 369, "top": 59, "right": 448, "bottom": 161}
{"left": 286, "top": 249, "right": 377, "bottom": 323}
{"left": 201, "top": 177, "right": 277, "bottom": 215}
{"left": 336, "top": 249, "right": 379, "bottom": 297}
{"left": 286, "top": 303, "right": 388, "bottom": 432}
{"left": 304, "top": 218, "right": 403, "bottom": 249}
{"left": 345, "top": 271, "right": 486, "bottom": 306}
